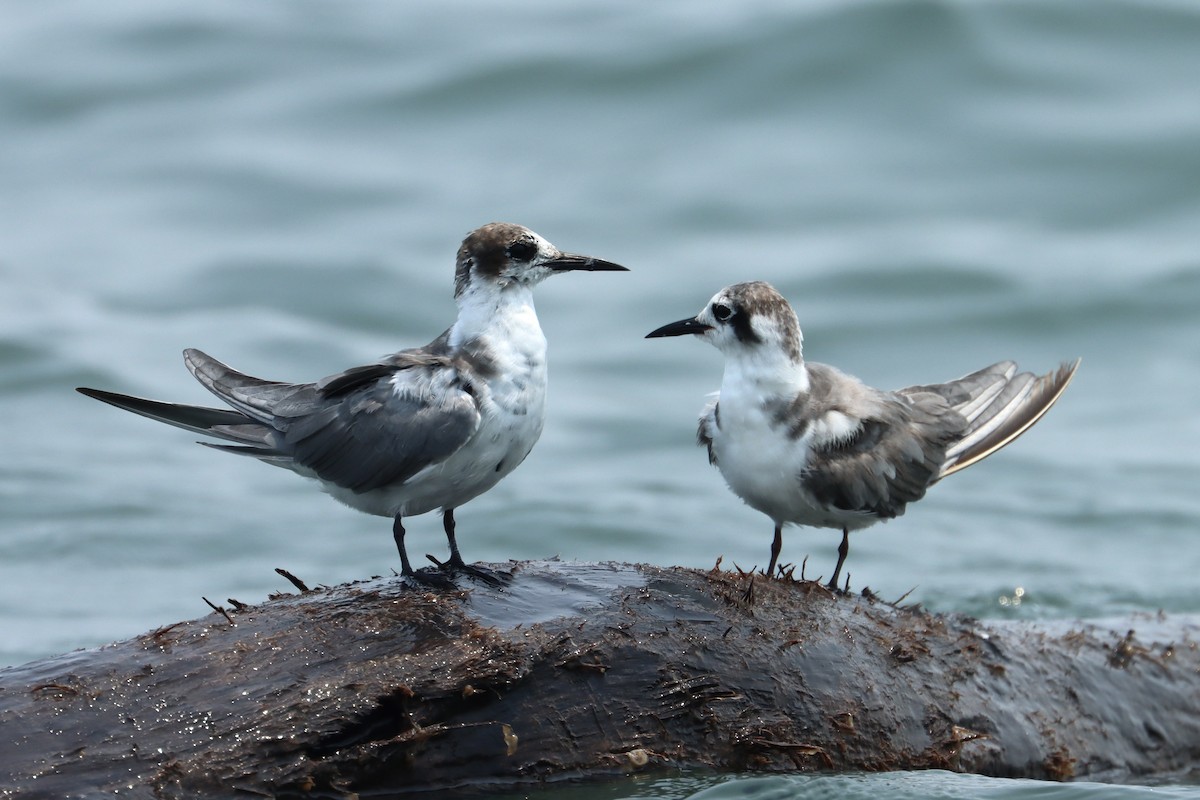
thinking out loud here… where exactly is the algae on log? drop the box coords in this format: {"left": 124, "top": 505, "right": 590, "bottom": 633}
{"left": 0, "top": 560, "right": 1198, "bottom": 798}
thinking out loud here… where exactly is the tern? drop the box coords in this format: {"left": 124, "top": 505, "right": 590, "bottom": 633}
{"left": 78, "top": 223, "right": 627, "bottom": 580}
{"left": 647, "top": 280, "right": 1078, "bottom": 590}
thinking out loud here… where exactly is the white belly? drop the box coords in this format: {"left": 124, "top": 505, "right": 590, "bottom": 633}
{"left": 324, "top": 329, "right": 549, "bottom": 520}
{"left": 711, "top": 395, "right": 873, "bottom": 531}
{"left": 712, "top": 404, "right": 809, "bottom": 524}
{"left": 396, "top": 405, "right": 544, "bottom": 517}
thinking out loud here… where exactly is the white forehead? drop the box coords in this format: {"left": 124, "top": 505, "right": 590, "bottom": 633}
{"left": 530, "top": 231, "right": 555, "bottom": 255}
{"left": 703, "top": 289, "right": 730, "bottom": 314}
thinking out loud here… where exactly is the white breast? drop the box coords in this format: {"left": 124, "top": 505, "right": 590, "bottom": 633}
{"left": 709, "top": 378, "right": 867, "bottom": 530}
{"left": 401, "top": 317, "right": 547, "bottom": 518}
{"left": 705, "top": 370, "right": 802, "bottom": 516}
{"left": 323, "top": 296, "right": 549, "bottom": 520}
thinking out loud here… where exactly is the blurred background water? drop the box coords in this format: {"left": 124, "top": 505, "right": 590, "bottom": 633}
{"left": 2, "top": 0, "right": 1199, "bottom": 796}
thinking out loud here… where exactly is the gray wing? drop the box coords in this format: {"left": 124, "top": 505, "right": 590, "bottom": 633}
{"left": 184, "top": 348, "right": 481, "bottom": 493}
{"left": 796, "top": 364, "right": 964, "bottom": 520}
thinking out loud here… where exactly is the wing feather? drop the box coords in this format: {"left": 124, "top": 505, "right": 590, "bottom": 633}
{"left": 88, "top": 348, "right": 482, "bottom": 494}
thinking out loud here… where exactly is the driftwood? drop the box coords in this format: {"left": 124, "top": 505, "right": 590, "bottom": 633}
{"left": 1, "top": 560, "right": 1198, "bottom": 798}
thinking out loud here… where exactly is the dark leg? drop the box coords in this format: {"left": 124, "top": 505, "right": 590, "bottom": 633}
{"left": 428, "top": 508, "right": 507, "bottom": 586}
{"left": 827, "top": 528, "right": 850, "bottom": 591}
{"left": 766, "top": 523, "right": 783, "bottom": 578}
{"left": 393, "top": 515, "right": 415, "bottom": 576}
{"left": 443, "top": 508, "right": 466, "bottom": 568}
{"left": 395, "top": 514, "right": 456, "bottom": 588}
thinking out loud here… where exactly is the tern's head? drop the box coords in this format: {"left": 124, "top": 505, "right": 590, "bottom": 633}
{"left": 454, "top": 222, "right": 627, "bottom": 300}
{"left": 646, "top": 281, "right": 803, "bottom": 364}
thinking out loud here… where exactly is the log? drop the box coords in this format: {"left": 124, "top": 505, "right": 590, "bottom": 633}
{"left": 1, "top": 560, "right": 1197, "bottom": 798}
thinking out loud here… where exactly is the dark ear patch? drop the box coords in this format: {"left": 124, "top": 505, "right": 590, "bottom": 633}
{"left": 722, "top": 282, "right": 800, "bottom": 361}
{"left": 469, "top": 238, "right": 507, "bottom": 281}
{"left": 729, "top": 305, "right": 762, "bottom": 346}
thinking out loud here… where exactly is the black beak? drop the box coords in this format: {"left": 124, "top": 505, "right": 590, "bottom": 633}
{"left": 545, "top": 252, "right": 629, "bottom": 272}
{"left": 645, "top": 316, "right": 712, "bottom": 338}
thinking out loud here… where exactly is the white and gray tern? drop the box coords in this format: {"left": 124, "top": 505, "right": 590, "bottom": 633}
{"left": 647, "top": 281, "right": 1078, "bottom": 590}
{"left": 78, "top": 223, "right": 627, "bottom": 581}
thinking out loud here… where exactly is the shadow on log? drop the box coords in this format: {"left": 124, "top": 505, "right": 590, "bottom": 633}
{"left": 1, "top": 560, "right": 1198, "bottom": 798}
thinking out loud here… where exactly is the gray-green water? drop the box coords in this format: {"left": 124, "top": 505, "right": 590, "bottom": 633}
{"left": 2, "top": 0, "right": 1199, "bottom": 797}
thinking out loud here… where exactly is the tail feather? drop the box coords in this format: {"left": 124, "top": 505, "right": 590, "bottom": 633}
{"left": 80, "top": 350, "right": 321, "bottom": 466}
{"left": 198, "top": 441, "right": 291, "bottom": 463}
{"left": 75, "top": 387, "right": 259, "bottom": 443}
{"left": 938, "top": 359, "right": 1080, "bottom": 479}
{"left": 208, "top": 424, "right": 279, "bottom": 448}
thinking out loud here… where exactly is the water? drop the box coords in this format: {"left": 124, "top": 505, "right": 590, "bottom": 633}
{"left": 2, "top": 0, "right": 1199, "bottom": 796}
{"left": 491, "top": 772, "right": 1200, "bottom": 800}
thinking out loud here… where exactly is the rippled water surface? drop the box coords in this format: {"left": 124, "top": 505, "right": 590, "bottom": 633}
{"left": 3, "top": 1, "right": 1199, "bottom": 796}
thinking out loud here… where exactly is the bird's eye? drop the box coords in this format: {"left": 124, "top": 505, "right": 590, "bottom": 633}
{"left": 712, "top": 303, "right": 733, "bottom": 322}
{"left": 505, "top": 240, "right": 537, "bottom": 262}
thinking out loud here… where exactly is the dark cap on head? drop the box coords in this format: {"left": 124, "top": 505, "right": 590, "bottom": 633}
{"left": 455, "top": 223, "right": 534, "bottom": 298}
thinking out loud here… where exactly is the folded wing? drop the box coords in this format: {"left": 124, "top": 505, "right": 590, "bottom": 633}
{"left": 801, "top": 386, "right": 959, "bottom": 520}
{"left": 794, "top": 358, "right": 1078, "bottom": 521}
{"left": 78, "top": 347, "right": 481, "bottom": 495}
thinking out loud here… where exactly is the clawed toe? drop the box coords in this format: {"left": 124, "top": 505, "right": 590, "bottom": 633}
{"left": 425, "top": 554, "right": 509, "bottom": 586}
{"left": 401, "top": 567, "right": 459, "bottom": 590}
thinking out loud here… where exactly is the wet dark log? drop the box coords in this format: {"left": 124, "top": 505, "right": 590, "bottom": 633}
{"left": 1, "top": 560, "right": 1198, "bottom": 798}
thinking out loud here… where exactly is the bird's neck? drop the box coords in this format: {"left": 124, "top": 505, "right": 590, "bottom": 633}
{"left": 449, "top": 283, "right": 546, "bottom": 360}
{"left": 721, "top": 349, "right": 810, "bottom": 401}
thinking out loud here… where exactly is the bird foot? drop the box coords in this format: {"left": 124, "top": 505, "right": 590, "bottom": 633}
{"left": 401, "top": 566, "right": 460, "bottom": 590}
{"left": 825, "top": 572, "right": 851, "bottom": 595}
{"left": 425, "top": 554, "right": 509, "bottom": 587}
